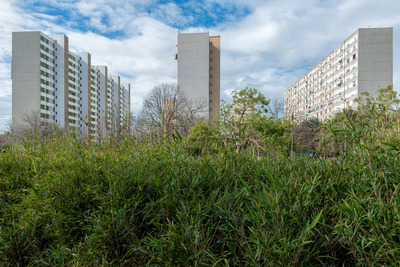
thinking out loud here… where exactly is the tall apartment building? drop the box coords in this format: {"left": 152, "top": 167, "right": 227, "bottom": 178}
{"left": 12, "top": 31, "right": 131, "bottom": 139}
{"left": 177, "top": 33, "right": 220, "bottom": 121}
{"left": 284, "top": 28, "right": 393, "bottom": 121}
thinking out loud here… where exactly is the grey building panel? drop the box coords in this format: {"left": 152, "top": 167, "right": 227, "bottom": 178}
{"left": 76, "top": 52, "right": 90, "bottom": 133}
{"left": 95, "top": 65, "right": 108, "bottom": 138}
{"left": 178, "top": 33, "right": 210, "bottom": 118}
{"left": 51, "top": 34, "right": 68, "bottom": 128}
{"left": 12, "top": 31, "right": 41, "bottom": 127}
{"left": 358, "top": 28, "right": 393, "bottom": 97}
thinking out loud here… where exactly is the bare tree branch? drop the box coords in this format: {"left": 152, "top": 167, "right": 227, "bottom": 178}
{"left": 135, "top": 83, "right": 207, "bottom": 138}
{"left": 269, "top": 97, "right": 284, "bottom": 120}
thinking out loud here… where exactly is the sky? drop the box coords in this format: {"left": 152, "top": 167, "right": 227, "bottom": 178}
{"left": 1, "top": 0, "right": 400, "bottom": 130}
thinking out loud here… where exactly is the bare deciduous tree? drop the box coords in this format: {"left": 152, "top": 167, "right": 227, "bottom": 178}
{"left": 10, "top": 110, "right": 43, "bottom": 140}
{"left": 10, "top": 110, "right": 62, "bottom": 142}
{"left": 269, "top": 97, "right": 284, "bottom": 120}
{"left": 176, "top": 94, "right": 208, "bottom": 136}
{"left": 135, "top": 83, "right": 206, "bottom": 138}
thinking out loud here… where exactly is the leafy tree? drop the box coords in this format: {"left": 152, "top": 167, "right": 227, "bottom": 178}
{"left": 256, "top": 117, "right": 293, "bottom": 152}
{"left": 219, "top": 87, "right": 270, "bottom": 151}
{"left": 318, "top": 108, "right": 357, "bottom": 154}
{"left": 293, "top": 117, "right": 322, "bottom": 151}
{"left": 179, "top": 87, "right": 293, "bottom": 154}
{"left": 183, "top": 121, "right": 223, "bottom": 155}
{"left": 217, "top": 87, "right": 293, "bottom": 153}
{"left": 321, "top": 85, "right": 400, "bottom": 154}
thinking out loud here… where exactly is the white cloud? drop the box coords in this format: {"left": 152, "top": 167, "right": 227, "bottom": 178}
{"left": 1, "top": 0, "right": 400, "bottom": 131}
{"left": 213, "top": 0, "right": 400, "bottom": 100}
{"left": 151, "top": 3, "right": 191, "bottom": 27}
{"left": 0, "top": 0, "right": 181, "bottom": 123}
{"left": 65, "top": 16, "right": 179, "bottom": 116}
{"left": 0, "top": 1, "right": 36, "bottom": 127}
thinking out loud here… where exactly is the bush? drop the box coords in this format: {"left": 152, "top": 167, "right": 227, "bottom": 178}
{"left": 1, "top": 98, "right": 400, "bottom": 264}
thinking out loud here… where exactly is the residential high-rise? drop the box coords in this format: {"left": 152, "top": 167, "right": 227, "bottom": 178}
{"left": 12, "top": 31, "right": 131, "bottom": 139}
{"left": 177, "top": 33, "right": 220, "bottom": 121}
{"left": 284, "top": 28, "right": 393, "bottom": 121}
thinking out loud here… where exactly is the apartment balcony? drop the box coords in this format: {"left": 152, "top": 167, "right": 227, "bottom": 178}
{"left": 334, "top": 50, "right": 344, "bottom": 58}
{"left": 42, "top": 50, "right": 54, "bottom": 61}
{"left": 334, "top": 67, "right": 345, "bottom": 77}
{"left": 68, "top": 108, "right": 79, "bottom": 115}
{"left": 40, "top": 39, "right": 53, "bottom": 49}
{"left": 69, "top": 94, "right": 79, "bottom": 102}
{"left": 40, "top": 66, "right": 53, "bottom": 74}
{"left": 325, "top": 96, "right": 335, "bottom": 102}
{"left": 69, "top": 122, "right": 80, "bottom": 129}
{"left": 40, "top": 92, "right": 55, "bottom": 100}
{"left": 68, "top": 100, "right": 79, "bottom": 108}
{"left": 345, "top": 87, "right": 358, "bottom": 96}
{"left": 68, "top": 79, "right": 79, "bottom": 88}
{"left": 325, "top": 80, "right": 333, "bottom": 87}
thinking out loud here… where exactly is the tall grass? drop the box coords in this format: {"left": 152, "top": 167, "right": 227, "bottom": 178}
{"left": 0, "top": 117, "right": 399, "bottom": 266}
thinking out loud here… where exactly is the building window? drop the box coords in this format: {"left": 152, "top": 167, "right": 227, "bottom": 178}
{"left": 353, "top": 54, "right": 356, "bottom": 60}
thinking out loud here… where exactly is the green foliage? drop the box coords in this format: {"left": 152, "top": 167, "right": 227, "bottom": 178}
{"left": 218, "top": 87, "right": 292, "bottom": 152}
{"left": 357, "top": 85, "right": 399, "bottom": 115}
{"left": 0, "top": 116, "right": 400, "bottom": 265}
{"left": 255, "top": 117, "right": 293, "bottom": 152}
{"left": 183, "top": 121, "right": 223, "bottom": 155}
{"left": 323, "top": 85, "right": 400, "bottom": 154}
{"left": 1, "top": 85, "right": 400, "bottom": 265}
{"left": 293, "top": 117, "right": 322, "bottom": 151}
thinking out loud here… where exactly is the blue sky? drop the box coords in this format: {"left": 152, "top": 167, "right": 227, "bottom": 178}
{"left": 21, "top": 0, "right": 251, "bottom": 37}
{"left": 1, "top": 0, "right": 400, "bottom": 130}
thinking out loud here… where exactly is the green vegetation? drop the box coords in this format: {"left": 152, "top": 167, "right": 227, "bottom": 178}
{"left": 1, "top": 86, "right": 399, "bottom": 265}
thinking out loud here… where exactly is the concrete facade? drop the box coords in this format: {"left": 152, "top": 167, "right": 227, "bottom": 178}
{"left": 284, "top": 28, "right": 393, "bottom": 121}
{"left": 120, "top": 83, "right": 131, "bottom": 133}
{"left": 177, "top": 33, "right": 220, "bottom": 121}
{"left": 12, "top": 32, "right": 43, "bottom": 127}
{"left": 12, "top": 31, "right": 131, "bottom": 139}
{"left": 209, "top": 36, "right": 220, "bottom": 121}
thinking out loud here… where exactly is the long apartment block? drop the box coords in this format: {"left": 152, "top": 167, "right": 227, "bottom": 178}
{"left": 177, "top": 33, "right": 220, "bottom": 121}
{"left": 12, "top": 31, "right": 131, "bottom": 139}
{"left": 284, "top": 28, "right": 393, "bottom": 121}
